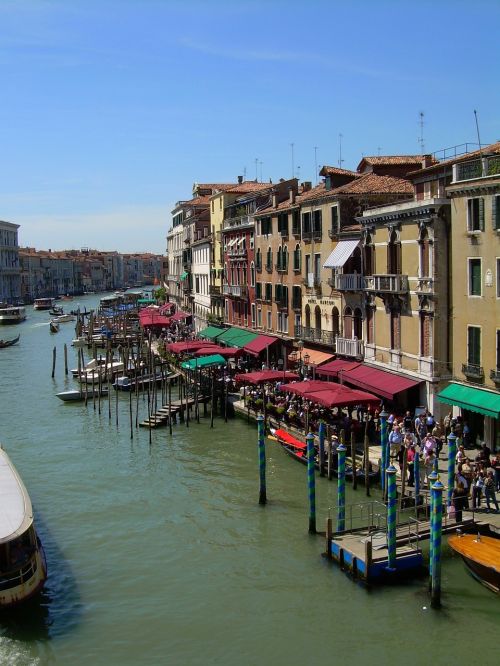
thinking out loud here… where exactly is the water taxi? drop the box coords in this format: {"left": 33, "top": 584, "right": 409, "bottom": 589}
{"left": 448, "top": 532, "right": 500, "bottom": 594}
{"left": 0, "top": 305, "right": 26, "bottom": 325}
{"left": 34, "top": 298, "right": 55, "bottom": 311}
{"left": 0, "top": 446, "right": 47, "bottom": 607}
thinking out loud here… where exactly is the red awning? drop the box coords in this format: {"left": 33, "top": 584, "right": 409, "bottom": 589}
{"left": 193, "top": 346, "right": 242, "bottom": 358}
{"left": 234, "top": 370, "right": 300, "bottom": 385}
{"left": 340, "top": 364, "right": 421, "bottom": 401}
{"left": 316, "top": 359, "right": 361, "bottom": 378}
{"left": 243, "top": 334, "right": 278, "bottom": 357}
{"left": 167, "top": 341, "right": 219, "bottom": 354}
{"left": 159, "top": 303, "right": 175, "bottom": 315}
{"left": 170, "top": 310, "right": 191, "bottom": 321}
{"left": 139, "top": 311, "right": 171, "bottom": 327}
{"left": 303, "top": 386, "right": 379, "bottom": 409}
{"left": 280, "top": 380, "right": 334, "bottom": 397}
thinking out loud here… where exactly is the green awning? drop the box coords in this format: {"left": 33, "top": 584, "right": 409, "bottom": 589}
{"left": 198, "top": 326, "right": 228, "bottom": 340}
{"left": 180, "top": 272, "right": 188, "bottom": 281}
{"left": 138, "top": 298, "right": 156, "bottom": 304}
{"left": 181, "top": 354, "right": 226, "bottom": 371}
{"left": 437, "top": 383, "right": 500, "bottom": 419}
{"left": 216, "top": 327, "right": 259, "bottom": 348}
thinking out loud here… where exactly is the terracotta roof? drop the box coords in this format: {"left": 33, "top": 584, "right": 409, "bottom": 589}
{"left": 181, "top": 195, "right": 211, "bottom": 207}
{"left": 357, "top": 155, "right": 436, "bottom": 168}
{"left": 331, "top": 173, "right": 413, "bottom": 196}
{"left": 223, "top": 182, "right": 272, "bottom": 194}
{"left": 319, "top": 165, "right": 361, "bottom": 178}
{"left": 411, "top": 141, "right": 500, "bottom": 175}
{"left": 194, "top": 183, "right": 237, "bottom": 192}
{"left": 254, "top": 198, "right": 299, "bottom": 216}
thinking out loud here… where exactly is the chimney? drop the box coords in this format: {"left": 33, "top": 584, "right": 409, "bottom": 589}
{"left": 289, "top": 186, "right": 296, "bottom": 204}
{"left": 237, "top": 175, "right": 243, "bottom": 184}
{"left": 272, "top": 189, "right": 278, "bottom": 208}
{"left": 302, "top": 181, "right": 312, "bottom": 193}
{"left": 421, "top": 154, "right": 434, "bottom": 168}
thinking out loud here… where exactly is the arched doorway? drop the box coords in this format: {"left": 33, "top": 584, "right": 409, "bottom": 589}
{"left": 344, "top": 306, "right": 353, "bottom": 338}
{"left": 387, "top": 229, "right": 401, "bottom": 274}
{"left": 331, "top": 306, "right": 340, "bottom": 337}
{"left": 305, "top": 304, "right": 311, "bottom": 329}
{"left": 314, "top": 305, "right": 321, "bottom": 334}
{"left": 353, "top": 307, "right": 363, "bottom": 339}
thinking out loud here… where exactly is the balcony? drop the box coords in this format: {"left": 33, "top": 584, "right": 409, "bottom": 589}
{"left": 416, "top": 277, "right": 435, "bottom": 294}
{"left": 490, "top": 369, "right": 500, "bottom": 383}
{"left": 462, "top": 363, "right": 484, "bottom": 380}
{"left": 275, "top": 262, "right": 288, "bottom": 273}
{"left": 222, "top": 284, "right": 248, "bottom": 298}
{"left": 335, "top": 336, "right": 364, "bottom": 358}
{"left": 291, "top": 226, "right": 300, "bottom": 237}
{"left": 292, "top": 299, "right": 302, "bottom": 311}
{"left": 365, "top": 274, "right": 409, "bottom": 293}
{"left": 329, "top": 274, "right": 366, "bottom": 291}
{"left": 222, "top": 214, "right": 254, "bottom": 231}
{"left": 227, "top": 247, "right": 248, "bottom": 258}
{"left": 167, "top": 274, "right": 179, "bottom": 282}
{"left": 274, "top": 297, "right": 288, "bottom": 310}
{"left": 328, "top": 228, "right": 339, "bottom": 240}
{"left": 302, "top": 230, "right": 322, "bottom": 242}
{"left": 295, "top": 325, "right": 335, "bottom": 346}
{"left": 209, "top": 285, "right": 221, "bottom": 295}
{"left": 453, "top": 155, "right": 500, "bottom": 183}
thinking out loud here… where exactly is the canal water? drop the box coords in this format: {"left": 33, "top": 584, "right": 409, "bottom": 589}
{"left": 0, "top": 295, "right": 498, "bottom": 665}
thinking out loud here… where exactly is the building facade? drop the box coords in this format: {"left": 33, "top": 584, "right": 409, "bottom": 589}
{"left": 0, "top": 220, "right": 21, "bottom": 303}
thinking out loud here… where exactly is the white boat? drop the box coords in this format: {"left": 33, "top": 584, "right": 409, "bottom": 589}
{"left": 0, "top": 446, "right": 47, "bottom": 607}
{"left": 0, "top": 306, "right": 26, "bottom": 325}
{"left": 71, "top": 336, "right": 87, "bottom": 348}
{"left": 56, "top": 387, "right": 109, "bottom": 402}
{"left": 74, "top": 360, "right": 125, "bottom": 384}
{"left": 50, "top": 314, "right": 76, "bottom": 323}
{"left": 34, "top": 298, "right": 55, "bottom": 311}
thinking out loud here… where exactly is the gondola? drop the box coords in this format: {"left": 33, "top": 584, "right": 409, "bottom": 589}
{"left": 49, "top": 306, "right": 64, "bottom": 316}
{"left": 49, "top": 321, "right": 60, "bottom": 334}
{"left": 269, "top": 428, "right": 379, "bottom": 483}
{"left": 0, "top": 334, "right": 20, "bottom": 348}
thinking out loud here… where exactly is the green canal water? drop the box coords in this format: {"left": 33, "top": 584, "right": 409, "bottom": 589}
{"left": 0, "top": 295, "right": 498, "bottom": 665}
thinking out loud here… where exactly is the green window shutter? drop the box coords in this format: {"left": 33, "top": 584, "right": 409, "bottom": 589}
{"left": 468, "top": 327, "right": 481, "bottom": 365}
{"left": 471, "top": 260, "right": 481, "bottom": 295}
{"left": 479, "top": 197, "right": 485, "bottom": 231}
{"left": 494, "top": 195, "right": 500, "bottom": 230}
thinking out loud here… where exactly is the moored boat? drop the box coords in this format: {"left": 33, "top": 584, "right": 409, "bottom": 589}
{"left": 49, "top": 306, "right": 64, "bottom": 316}
{"left": 0, "top": 306, "right": 26, "bottom": 325}
{"left": 56, "top": 387, "right": 109, "bottom": 402}
{"left": 49, "top": 321, "right": 60, "bottom": 334}
{"left": 448, "top": 533, "right": 500, "bottom": 594}
{"left": 0, "top": 446, "right": 47, "bottom": 607}
{"left": 34, "top": 298, "right": 55, "bottom": 311}
{"left": 0, "top": 334, "right": 20, "bottom": 348}
{"left": 51, "top": 314, "right": 76, "bottom": 323}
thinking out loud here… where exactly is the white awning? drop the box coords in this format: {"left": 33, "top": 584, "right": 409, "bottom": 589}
{"left": 323, "top": 240, "right": 360, "bottom": 268}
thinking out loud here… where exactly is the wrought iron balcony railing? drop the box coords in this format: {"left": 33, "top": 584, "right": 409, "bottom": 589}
{"left": 462, "top": 363, "right": 484, "bottom": 380}
{"left": 365, "top": 274, "right": 409, "bottom": 293}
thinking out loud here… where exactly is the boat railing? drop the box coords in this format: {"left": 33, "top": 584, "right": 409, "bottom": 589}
{"left": 0, "top": 556, "right": 37, "bottom": 591}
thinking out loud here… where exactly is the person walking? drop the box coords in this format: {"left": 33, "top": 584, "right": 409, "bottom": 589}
{"left": 484, "top": 471, "right": 499, "bottom": 513}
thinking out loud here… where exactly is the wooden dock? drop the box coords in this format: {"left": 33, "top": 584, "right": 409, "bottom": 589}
{"left": 139, "top": 396, "right": 210, "bottom": 428}
{"left": 325, "top": 504, "right": 476, "bottom": 583}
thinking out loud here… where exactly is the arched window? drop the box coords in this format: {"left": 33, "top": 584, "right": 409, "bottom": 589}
{"left": 364, "top": 233, "right": 375, "bottom": 276}
{"left": 277, "top": 246, "right": 283, "bottom": 270}
{"left": 266, "top": 247, "right": 273, "bottom": 271}
{"left": 283, "top": 246, "right": 289, "bottom": 272}
{"left": 419, "top": 227, "right": 430, "bottom": 278}
{"left": 387, "top": 230, "right": 401, "bottom": 274}
{"left": 314, "top": 305, "right": 322, "bottom": 332}
{"left": 353, "top": 307, "right": 363, "bottom": 339}
{"left": 256, "top": 248, "right": 262, "bottom": 270}
{"left": 293, "top": 244, "right": 301, "bottom": 271}
{"left": 305, "top": 304, "right": 311, "bottom": 329}
{"left": 250, "top": 262, "right": 255, "bottom": 287}
{"left": 366, "top": 305, "right": 374, "bottom": 344}
{"left": 331, "top": 306, "right": 340, "bottom": 337}
{"left": 344, "top": 306, "right": 353, "bottom": 339}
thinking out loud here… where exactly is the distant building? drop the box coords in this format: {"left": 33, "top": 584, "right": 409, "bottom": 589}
{"left": 0, "top": 220, "right": 21, "bottom": 303}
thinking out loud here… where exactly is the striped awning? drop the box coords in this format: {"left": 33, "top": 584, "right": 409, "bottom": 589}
{"left": 323, "top": 240, "right": 360, "bottom": 268}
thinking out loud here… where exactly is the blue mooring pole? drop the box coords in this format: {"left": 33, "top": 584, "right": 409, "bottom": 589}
{"left": 318, "top": 421, "right": 326, "bottom": 477}
{"left": 306, "top": 432, "right": 316, "bottom": 533}
{"left": 379, "top": 410, "right": 388, "bottom": 493}
{"left": 427, "top": 469, "right": 439, "bottom": 580}
{"left": 257, "top": 414, "right": 266, "bottom": 505}
{"left": 386, "top": 465, "right": 397, "bottom": 571}
{"left": 337, "top": 443, "right": 347, "bottom": 532}
{"left": 447, "top": 432, "right": 457, "bottom": 509}
{"left": 430, "top": 480, "right": 444, "bottom": 608}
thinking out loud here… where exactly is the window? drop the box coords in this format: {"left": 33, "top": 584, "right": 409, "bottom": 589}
{"left": 251, "top": 303, "right": 256, "bottom": 327}
{"left": 283, "top": 246, "right": 288, "bottom": 272}
{"left": 496, "top": 330, "right": 500, "bottom": 370}
{"left": 277, "top": 312, "right": 288, "bottom": 334}
{"left": 261, "top": 217, "right": 272, "bottom": 235}
{"left": 293, "top": 244, "right": 301, "bottom": 271}
{"left": 256, "top": 248, "right": 262, "bottom": 270}
{"left": 497, "top": 259, "right": 500, "bottom": 298}
{"left": 265, "top": 282, "right": 272, "bottom": 302}
{"left": 330, "top": 206, "right": 339, "bottom": 235}
{"left": 366, "top": 307, "right": 374, "bottom": 344}
{"left": 257, "top": 308, "right": 262, "bottom": 328}
{"left": 467, "top": 326, "right": 481, "bottom": 365}
{"left": 292, "top": 210, "right": 300, "bottom": 235}
{"left": 250, "top": 232, "right": 254, "bottom": 249}
{"left": 266, "top": 247, "right": 273, "bottom": 271}
{"left": 267, "top": 310, "right": 272, "bottom": 330}
{"left": 302, "top": 212, "right": 311, "bottom": 234}
{"left": 467, "top": 197, "right": 485, "bottom": 232}
{"left": 219, "top": 198, "right": 222, "bottom": 210}
{"left": 313, "top": 210, "right": 322, "bottom": 235}
{"left": 278, "top": 213, "right": 288, "bottom": 236}
{"left": 314, "top": 253, "right": 321, "bottom": 281}
{"left": 468, "top": 258, "right": 481, "bottom": 296}
{"left": 292, "top": 285, "right": 302, "bottom": 310}
{"left": 256, "top": 282, "right": 262, "bottom": 299}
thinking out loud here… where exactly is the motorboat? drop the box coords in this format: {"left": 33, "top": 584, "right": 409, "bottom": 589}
{"left": 0, "top": 446, "right": 47, "bottom": 607}
{"left": 56, "top": 387, "right": 109, "bottom": 402}
{"left": 49, "top": 321, "right": 60, "bottom": 334}
{"left": 34, "top": 298, "right": 55, "bottom": 311}
{"left": 448, "top": 533, "right": 500, "bottom": 594}
{"left": 0, "top": 306, "right": 26, "bottom": 325}
{"left": 71, "top": 336, "right": 87, "bottom": 348}
{"left": 49, "top": 306, "right": 64, "bottom": 316}
{"left": 51, "top": 314, "right": 76, "bottom": 323}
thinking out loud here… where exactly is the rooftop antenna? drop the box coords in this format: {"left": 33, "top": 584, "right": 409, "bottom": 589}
{"left": 255, "top": 158, "right": 258, "bottom": 181}
{"left": 418, "top": 111, "right": 425, "bottom": 154}
{"left": 290, "top": 143, "right": 295, "bottom": 179}
{"left": 314, "top": 146, "right": 319, "bottom": 183}
{"left": 338, "top": 133, "right": 344, "bottom": 168}
{"left": 259, "top": 160, "right": 263, "bottom": 183}
{"left": 474, "top": 109, "right": 483, "bottom": 157}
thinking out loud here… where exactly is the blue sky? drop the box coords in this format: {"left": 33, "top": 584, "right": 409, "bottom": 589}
{"left": 0, "top": 0, "right": 498, "bottom": 253}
